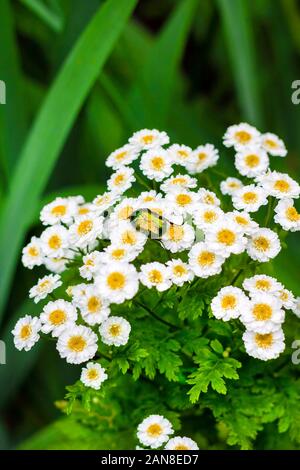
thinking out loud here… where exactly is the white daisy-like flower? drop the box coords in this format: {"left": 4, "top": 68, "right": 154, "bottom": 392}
{"left": 137, "top": 190, "right": 163, "bottom": 205}
{"left": 234, "top": 146, "right": 269, "bottom": 178}
{"left": 228, "top": 211, "right": 259, "bottom": 235}
{"left": 109, "top": 198, "right": 139, "bottom": 225}
{"left": 79, "top": 251, "right": 102, "bottom": 280}
{"left": 129, "top": 129, "right": 169, "bottom": 151}
{"left": 197, "top": 188, "right": 221, "bottom": 206}
{"left": 165, "top": 189, "right": 199, "bottom": 215}
{"left": 256, "top": 171, "right": 300, "bottom": 199}
{"left": 247, "top": 228, "right": 281, "bottom": 262}
{"left": 166, "top": 260, "right": 194, "bottom": 286}
{"left": 109, "top": 221, "right": 147, "bottom": 251}
{"left": 140, "top": 148, "right": 173, "bottom": 182}
{"left": 56, "top": 325, "right": 98, "bottom": 364}
{"left": 107, "top": 166, "right": 136, "bottom": 194}
{"left": 220, "top": 177, "right": 243, "bottom": 196}
{"left": 161, "top": 222, "right": 195, "bottom": 253}
{"left": 243, "top": 328, "right": 285, "bottom": 361}
{"left": 92, "top": 192, "right": 120, "bottom": 215}
{"left": 275, "top": 288, "right": 296, "bottom": 310}
{"left": 22, "top": 236, "right": 44, "bottom": 269}
{"left": 205, "top": 220, "right": 247, "bottom": 257}
{"left": 67, "top": 283, "right": 88, "bottom": 303}
{"left": 193, "top": 204, "right": 224, "bottom": 230}
{"left": 95, "top": 262, "right": 139, "bottom": 304}
{"left": 140, "top": 262, "right": 172, "bottom": 291}
{"left": 211, "top": 286, "right": 250, "bottom": 321}
{"left": 240, "top": 293, "right": 284, "bottom": 333}
{"left": 80, "top": 362, "right": 108, "bottom": 390}
{"left": 167, "top": 144, "right": 193, "bottom": 166}
{"left": 102, "top": 244, "right": 139, "bottom": 263}
{"left": 69, "top": 214, "right": 103, "bottom": 249}
{"left": 160, "top": 174, "right": 197, "bottom": 193}
{"left": 292, "top": 297, "right": 300, "bottom": 318}
{"left": 232, "top": 184, "right": 268, "bottom": 212}
{"left": 137, "top": 415, "right": 174, "bottom": 449}
{"left": 261, "top": 132, "right": 287, "bottom": 157}
{"left": 274, "top": 198, "right": 300, "bottom": 232}
{"left": 40, "top": 197, "right": 77, "bottom": 226}
{"left": 44, "top": 256, "right": 68, "bottom": 274}
{"left": 78, "top": 285, "right": 110, "bottom": 326}
{"left": 188, "top": 242, "right": 225, "bottom": 278}
{"left": 76, "top": 202, "right": 94, "bottom": 217}
{"left": 12, "top": 315, "right": 41, "bottom": 351}
{"left": 29, "top": 274, "right": 62, "bottom": 303}
{"left": 99, "top": 316, "right": 131, "bottom": 346}
{"left": 40, "top": 299, "right": 77, "bottom": 337}
{"left": 243, "top": 274, "right": 283, "bottom": 295}
{"left": 223, "top": 122, "right": 261, "bottom": 150}
{"left": 165, "top": 436, "right": 199, "bottom": 450}
{"left": 186, "top": 144, "right": 219, "bottom": 174}
{"left": 106, "top": 144, "right": 139, "bottom": 169}
{"left": 40, "top": 224, "right": 69, "bottom": 258}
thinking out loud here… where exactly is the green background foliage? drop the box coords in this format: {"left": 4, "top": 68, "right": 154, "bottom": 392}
{"left": 0, "top": 0, "right": 300, "bottom": 450}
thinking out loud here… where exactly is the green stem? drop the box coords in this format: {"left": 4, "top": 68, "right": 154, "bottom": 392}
{"left": 135, "top": 300, "right": 180, "bottom": 330}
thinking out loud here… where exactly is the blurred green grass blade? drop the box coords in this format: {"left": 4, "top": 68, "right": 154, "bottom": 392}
{"left": 0, "top": 0, "right": 27, "bottom": 180}
{"left": 128, "top": 0, "right": 198, "bottom": 128}
{"left": 0, "top": 300, "right": 41, "bottom": 410}
{"left": 217, "top": 0, "right": 263, "bottom": 127}
{"left": 0, "top": 0, "right": 137, "bottom": 319}
{"left": 19, "top": 0, "right": 64, "bottom": 33}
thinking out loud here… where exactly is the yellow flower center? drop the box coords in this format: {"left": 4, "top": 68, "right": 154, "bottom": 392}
{"left": 51, "top": 205, "right": 66, "bottom": 216}
{"left": 253, "top": 236, "right": 270, "bottom": 252}
{"left": 204, "top": 210, "right": 217, "bottom": 223}
{"left": 78, "top": 207, "right": 89, "bottom": 215}
{"left": 229, "top": 182, "right": 240, "bottom": 189}
{"left": 245, "top": 154, "right": 260, "bottom": 168}
{"left": 177, "top": 150, "right": 189, "bottom": 159}
{"left": 175, "top": 444, "right": 189, "bottom": 450}
{"left": 197, "top": 251, "right": 215, "bottom": 266}
{"left": 172, "top": 177, "right": 187, "bottom": 185}
{"left": 28, "top": 246, "right": 39, "bottom": 257}
{"left": 118, "top": 206, "right": 134, "bottom": 220}
{"left": 114, "top": 174, "right": 125, "bottom": 186}
{"left": 87, "top": 369, "right": 99, "bottom": 380}
{"left": 85, "top": 259, "right": 95, "bottom": 267}
{"left": 115, "top": 151, "right": 128, "bottom": 161}
{"left": 77, "top": 220, "right": 93, "bottom": 235}
{"left": 67, "top": 335, "right": 86, "bottom": 352}
{"left": 49, "top": 309, "right": 66, "bottom": 325}
{"left": 221, "top": 295, "right": 237, "bottom": 309}
{"left": 151, "top": 156, "right": 164, "bottom": 171}
{"left": 111, "top": 248, "right": 125, "bottom": 260}
{"left": 217, "top": 229, "right": 236, "bottom": 246}
{"left": 148, "top": 269, "right": 163, "bottom": 284}
{"left": 20, "top": 325, "right": 32, "bottom": 340}
{"left": 176, "top": 194, "right": 192, "bottom": 206}
{"left": 235, "top": 130, "right": 251, "bottom": 144}
{"left": 197, "top": 152, "right": 207, "bottom": 161}
{"left": 48, "top": 235, "right": 62, "bottom": 250}
{"left": 253, "top": 303, "right": 272, "bottom": 320}
{"left": 147, "top": 424, "right": 163, "bottom": 437}
{"left": 87, "top": 296, "right": 101, "bottom": 313}
{"left": 274, "top": 179, "right": 290, "bottom": 192}
{"left": 107, "top": 272, "right": 126, "bottom": 289}
{"left": 38, "top": 280, "right": 50, "bottom": 292}
{"left": 143, "top": 195, "right": 155, "bottom": 202}
{"left": 265, "top": 138, "right": 278, "bottom": 148}
{"left": 255, "top": 279, "right": 271, "bottom": 291}
{"left": 286, "top": 207, "right": 300, "bottom": 222}
{"left": 255, "top": 333, "right": 273, "bottom": 349}
{"left": 121, "top": 230, "right": 137, "bottom": 245}
{"left": 235, "top": 216, "right": 248, "bottom": 226}
{"left": 95, "top": 195, "right": 110, "bottom": 206}
{"left": 243, "top": 192, "right": 258, "bottom": 204}
{"left": 279, "top": 290, "right": 289, "bottom": 302}
{"left": 173, "top": 265, "right": 187, "bottom": 276}
{"left": 109, "top": 324, "right": 121, "bottom": 337}
{"left": 204, "top": 194, "right": 215, "bottom": 204}
{"left": 142, "top": 134, "right": 154, "bottom": 144}
{"left": 168, "top": 224, "right": 184, "bottom": 241}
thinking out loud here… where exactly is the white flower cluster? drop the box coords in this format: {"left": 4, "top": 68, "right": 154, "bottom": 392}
{"left": 211, "top": 274, "right": 299, "bottom": 360}
{"left": 136, "top": 414, "right": 199, "bottom": 450}
{"left": 13, "top": 125, "right": 300, "bottom": 372}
